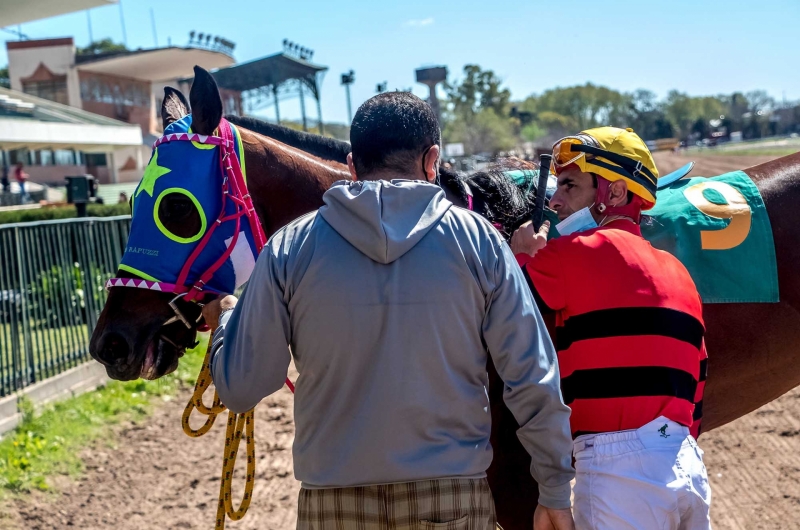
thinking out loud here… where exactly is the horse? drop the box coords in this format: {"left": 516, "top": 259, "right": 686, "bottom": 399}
{"left": 89, "top": 66, "right": 522, "bottom": 382}
{"left": 89, "top": 66, "right": 800, "bottom": 529}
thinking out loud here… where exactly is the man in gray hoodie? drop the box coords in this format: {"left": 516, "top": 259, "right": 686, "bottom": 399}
{"left": 207, "top": 92, "right": 575, "bottom": 529}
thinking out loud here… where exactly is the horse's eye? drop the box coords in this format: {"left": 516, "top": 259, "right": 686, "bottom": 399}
{"left": 166, "top": 197, "right": 193, "bottom": 220}
{"left": 154, "top": 189, "right": 206, "bottom": 243}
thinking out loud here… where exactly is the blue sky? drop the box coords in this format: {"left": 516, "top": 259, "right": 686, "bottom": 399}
{"left": 2, "top": 0, "right": 799, "bottom": 124}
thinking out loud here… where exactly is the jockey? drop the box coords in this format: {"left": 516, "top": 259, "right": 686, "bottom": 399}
{"left": 511, "top": 126, "right": 712, "bottom": 529}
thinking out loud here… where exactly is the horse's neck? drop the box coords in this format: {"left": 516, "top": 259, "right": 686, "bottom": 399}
{"left": 237, "top": 127, "right": 350, "bottom": 238}
{"left": 235, "top": 128, "right": 469, "bottom": 235}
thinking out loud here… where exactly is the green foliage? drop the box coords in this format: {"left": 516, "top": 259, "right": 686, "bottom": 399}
{"left": 520, "top": 122, "right": 547, "bottom": 143}
{"left": 441, "top": 62, "right": 797, "bottom": 155}
{"left": 0, "top": 66, "right": 9, "bottom": 89}
{"left": 445, "top": 108, "right": 518, "bottom": 155}
{"left": 662, "top": 91, "right": 726, "bottom": 140}
{"left": 0, "top": 203, "right": 130, "bottom": 226}
{"left": 524, "top": 83, "right": 633, "bottom": 132}
{"left": 443, "top": 65, "right": 516, "bottom": 155}
{"left": 0, "top": 336, "right": 207, "bottom": 493}
{"left": 518, "top": 82, "right": 788, "bottom": 144}
{"left": 280, "top": 120, "right": 350, "bottom": 142}
{"left": 76, "top": 39, "right": 128, "bottom": 56}
{"left": 27, "top": 265, "right": 85, "bottom": 327}
{"left": 445, "top": 64, "right": 511, "bottom": 118}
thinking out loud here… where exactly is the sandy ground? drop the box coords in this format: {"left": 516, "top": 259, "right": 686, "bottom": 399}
{"left": 652, "top": 151, "right": 780, "bottom": 178}
{"left": 2, "top": 378, "right": 800, "bottom": 529}
{"left": 1, "top": 382, "right": 301, "bottom": 530}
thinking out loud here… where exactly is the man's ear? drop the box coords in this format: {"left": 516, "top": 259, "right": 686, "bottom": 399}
{"left": 424, "top": 145, "right": 441, "bottom": 183}
{"left": 347, "top": 153, "right": 358, "bottom": 181}
{"left": 610, "top": 179, "right": 629, "bottom": 206}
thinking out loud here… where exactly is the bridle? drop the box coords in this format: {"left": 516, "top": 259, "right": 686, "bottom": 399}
{"left": 106, "top": 118, "right": 266, "bottom": 332}
{"left": 459, "top": 178, "right": 508, "bottom": 235}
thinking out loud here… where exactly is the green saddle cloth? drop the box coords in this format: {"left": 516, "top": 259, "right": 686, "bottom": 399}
{"left": 536, "top": 170, "right": 778, "bottom": 303}
{"left": 641, "top": 170, "right": 778, "bottom": 303}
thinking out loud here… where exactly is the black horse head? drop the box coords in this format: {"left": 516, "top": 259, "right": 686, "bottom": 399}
{"left": 438, "top": 159, "right": 539, "bottom": 239}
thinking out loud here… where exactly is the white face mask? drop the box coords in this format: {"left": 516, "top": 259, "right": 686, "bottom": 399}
{"left": 555, "top": 206, "right": 598, "bottom": 236}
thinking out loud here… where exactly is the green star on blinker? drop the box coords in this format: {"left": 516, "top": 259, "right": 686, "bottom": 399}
{"left": 136, "top": 149, "right": 172, "bottom": 197}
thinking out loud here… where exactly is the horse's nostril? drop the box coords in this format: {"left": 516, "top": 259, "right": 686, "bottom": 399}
{"left": 99, "top": 332, "right": 130, "bottom": 365}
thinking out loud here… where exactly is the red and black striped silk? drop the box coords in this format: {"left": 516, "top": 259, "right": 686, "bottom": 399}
{"left": 519, "top": 219, "right": 707, "bottom": 438}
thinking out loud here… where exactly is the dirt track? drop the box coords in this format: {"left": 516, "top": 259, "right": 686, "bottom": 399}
{"left": 652, "top": 151, "right": 779, "bottom": 178}
{"left": 3, "top": 378, "right": 800, "bottom": 529}
{"left": 2, "top": 381, "right": 301, "bottom": 530}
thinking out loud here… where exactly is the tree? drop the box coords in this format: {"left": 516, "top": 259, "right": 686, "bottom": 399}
{"left": 524, "top": 83, "right": 634, "bottom": 131}
{"left": 627, "top": 89, "right": 673, "bottom": 140}
{"left": 77, "top": 38, "right": 128, "bottom": 56}
{"left": 661, "top": 91, "right": 725, "bottom": 142}
{"left": 743, "top": 90, "right": 775, "bottom": 139}
{"left": 0, "top": 66, "right": 9, "bottom": 89}
{"left": 520, "top": 122, "right": 546, "bottom": 143}
{"left": 442, "top": 65, "right": 516, "bottom": 154}
{"left": 444, "top": 108, "right": 518, "bottom": 155}
{"left": 445, "top": 64, "right": 511, "bottom": 118}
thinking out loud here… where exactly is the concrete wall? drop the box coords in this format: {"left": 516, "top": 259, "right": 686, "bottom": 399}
{"left": 7, "top": 38, "right": 82, "bottom": 108}
{"left": 82, "top": 100, "right": 152, "bottom": 136}
{"left": 21, "top": 164, "right": 87, "bottom": 186}
{"left": 0, "top": 362, "right": 109, "bottom": 437}
{"left": 112, "top": 145, "right": 145, "bottom": 183}
{"left": 80, "top": 71, "right": 153, "bottom": 134}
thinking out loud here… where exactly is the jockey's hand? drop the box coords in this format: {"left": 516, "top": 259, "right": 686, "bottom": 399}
{"left": 201, "top": 295, "right": 238, "bottom": 330}
{"left": 533, "top": 504, "right": 575, "bottom": 530}
{"left": 510, "top": 220, "right": 550, "bottom": 258}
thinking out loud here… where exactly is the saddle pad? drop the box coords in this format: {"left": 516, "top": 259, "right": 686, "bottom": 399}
{"left": 641, "top": 170, "right": 778, "bottom": 303}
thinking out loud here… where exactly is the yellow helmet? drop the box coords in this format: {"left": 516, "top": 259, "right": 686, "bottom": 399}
{"left": 552, "top": 126, "right": 659, "bottom": 209}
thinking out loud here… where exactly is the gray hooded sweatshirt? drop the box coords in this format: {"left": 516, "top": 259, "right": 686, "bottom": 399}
{"left": 211, "top": 179, "right": 574, "bottom": 508}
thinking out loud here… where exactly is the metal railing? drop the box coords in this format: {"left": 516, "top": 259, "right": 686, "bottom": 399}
{"left": 0, "top": 187, "right": 47, "bottom": 207}
{"left": 0, "top": 216, "right": 130, "bottom": 397}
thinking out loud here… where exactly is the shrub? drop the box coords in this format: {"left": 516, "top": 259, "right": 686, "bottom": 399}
{"left": 0, "top": 204, "right": 130, "bottom": 226}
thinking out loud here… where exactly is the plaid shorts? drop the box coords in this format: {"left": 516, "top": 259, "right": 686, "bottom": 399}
{"left": 297, "top": 478, "right": 497, "bottom": 530}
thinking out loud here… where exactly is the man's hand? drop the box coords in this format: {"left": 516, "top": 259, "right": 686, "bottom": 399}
{"left": 201, "top": 295, "right": 238, "bottom": 330}
{"left": 510, "top": 220, "right": 550, "bottom": 258}
{"left": 533, "top": 504, "right": 575, "bottom": 530}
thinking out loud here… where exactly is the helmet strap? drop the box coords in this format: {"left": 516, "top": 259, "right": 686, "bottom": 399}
{"left": 594, "top": 177, "right": 643, "bottom": 224}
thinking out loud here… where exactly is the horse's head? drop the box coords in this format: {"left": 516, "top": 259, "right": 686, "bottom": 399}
{"left": 439, "top": 158, "right": 548, "bottom": 239}
{"left": 90, "top": 66, "right": 259, "bottom": 381}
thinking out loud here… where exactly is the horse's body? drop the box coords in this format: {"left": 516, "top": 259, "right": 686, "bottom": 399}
{"left": 90, "top": 68, "right": 800, "bottom": 530}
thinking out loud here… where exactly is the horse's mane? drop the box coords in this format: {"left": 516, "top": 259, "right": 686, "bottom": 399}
{"left": 222, "top": 118, "right": 536, "bottom": 232}
{"left": 441, "top": 158, "right": 538, "bottom": 235}
{"left": 226, "top": 115, "right": 351, "bottom": 164}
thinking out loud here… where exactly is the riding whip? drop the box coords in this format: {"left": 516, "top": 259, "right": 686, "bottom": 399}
{"left": 532, "top": 153, "right": 552, "bottom": 231}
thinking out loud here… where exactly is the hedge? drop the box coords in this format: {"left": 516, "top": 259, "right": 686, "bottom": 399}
{"left": 0, "top": 203, "right": 130, "bottom": 226}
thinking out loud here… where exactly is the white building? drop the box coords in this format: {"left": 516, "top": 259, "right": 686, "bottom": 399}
{"left": 4, "top": 36, "right": 235, "bottom": 185}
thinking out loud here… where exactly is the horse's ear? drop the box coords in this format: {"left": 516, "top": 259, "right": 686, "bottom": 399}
{"left": 161, "top": 87, "right": 189, "bottom": 129}
{"left": 189, "top": 65, "right": 223, "bottom": 135}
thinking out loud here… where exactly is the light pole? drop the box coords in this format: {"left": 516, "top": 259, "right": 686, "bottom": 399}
{"left": 341, "top": 70, "right": 355, "bottom": 124}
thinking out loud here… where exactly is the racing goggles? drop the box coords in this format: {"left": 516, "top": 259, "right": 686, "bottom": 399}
{"left": 551, "top": 135, "right": 657, "bottom": 188}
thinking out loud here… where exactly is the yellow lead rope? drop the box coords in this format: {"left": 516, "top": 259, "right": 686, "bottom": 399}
{"left": 182, "top": 335, "right": 255, "bottom": 529}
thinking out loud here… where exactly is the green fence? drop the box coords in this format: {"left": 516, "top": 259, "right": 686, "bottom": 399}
{"left": 0, "top": 216, "right": 130, "bottom": 397}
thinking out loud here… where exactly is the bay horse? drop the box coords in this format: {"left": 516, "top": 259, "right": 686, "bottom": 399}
{"left": 89, "top": 66, "right": 800, "bottom": 529}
